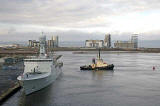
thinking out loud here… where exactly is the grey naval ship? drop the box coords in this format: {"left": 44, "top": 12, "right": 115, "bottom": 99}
{"left": 17, "top": 35, "right": 63, "bottom": 95}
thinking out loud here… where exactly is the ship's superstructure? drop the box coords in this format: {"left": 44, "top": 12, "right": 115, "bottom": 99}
{"left": 17, "top": 35, "right": 63, "bottom": 95}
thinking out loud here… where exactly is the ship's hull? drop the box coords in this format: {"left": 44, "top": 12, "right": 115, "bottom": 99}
{"left": 18, "top": 67, "right": 62, "bottom": 95}
{"left": 80, "top": 64, "right": 114, "bottom": 70}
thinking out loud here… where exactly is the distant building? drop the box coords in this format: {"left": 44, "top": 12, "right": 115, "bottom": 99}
{"left": 28, "top": 36, "right": 59, "bottom": 48}
{"left": 85, "top": 33, "right": 112, "bottom": 48}
{"left": 0, "top": 44, "right": 20, "bottom": 48}
{"left": 47, "top": 40, "right": 54, "bottom": 48}
{"left": 85, "top": 40, "right": 104, "bottom": 48}
{"left": 47, "top": 36, "right": 59, "bottom": 48}
{"left": 52, "top": 36, "right": 59, "bottom": 47}
{"left": 104, "top": 34, "right": 111, "bottom": 48}
{"left": 4, "top": 57, "right": 23, "bottom": 65}
{"left": 131, "top": 35, "right": 138, "bottom": 48}
{"left": 114, "top": 41, "right": 134, "bottom": 48}
{"left": 114, "top": 35, "right": 138, "bottom": 49}
{"left": 28, "top": 40, "right": 34, "bottom": 47}
{"left": 28, "top": 40, "right": 40, "bottom": 48}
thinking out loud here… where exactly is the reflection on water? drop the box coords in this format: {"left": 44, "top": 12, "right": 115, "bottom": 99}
{"left": 2, "top": 52, "right": 160, "bottom": 106}
{"left": 18, "top": 91, "right": 25, "bottom": 106}
{"left": 91, "top": 70, "right": 114, "bottom": 80}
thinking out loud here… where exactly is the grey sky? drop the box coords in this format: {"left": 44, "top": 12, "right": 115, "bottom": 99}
{"left": 0, "top": 0, "right": 160, "bottom": 41}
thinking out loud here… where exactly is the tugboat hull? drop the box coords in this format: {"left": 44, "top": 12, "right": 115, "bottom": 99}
{"left": 80, "top": 64, "right": 114, "bottom": 70}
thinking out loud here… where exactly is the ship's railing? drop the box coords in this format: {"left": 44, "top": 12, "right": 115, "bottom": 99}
{"left": 21, "top": 72, "right": 48, "bottom": 79}
{"left": 24, "top": 59, "right": 52, "bottom": 62}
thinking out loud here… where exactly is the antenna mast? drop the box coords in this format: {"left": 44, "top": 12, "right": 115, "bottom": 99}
{"left": 98, "top": 48, "right": 101, "bottom": 59}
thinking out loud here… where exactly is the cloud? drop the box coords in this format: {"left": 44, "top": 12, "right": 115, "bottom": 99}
{"left": 0, "top": 0, "right": 160, "bottom": 41}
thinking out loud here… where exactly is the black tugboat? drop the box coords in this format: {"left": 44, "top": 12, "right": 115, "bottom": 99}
{"left": 80, "top": 49, "right": 114, "bottom": 70}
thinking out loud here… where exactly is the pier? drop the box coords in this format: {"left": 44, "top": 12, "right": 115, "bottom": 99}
{"left": 0, "top": 82, "right": 21, "bottom": 105}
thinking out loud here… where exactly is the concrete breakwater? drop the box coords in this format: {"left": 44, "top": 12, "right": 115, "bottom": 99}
{"left": 0, "top": 82, "right": 21, "bottom": 105}
{"left": 0, "top": 62, "right": 23, "bottom": 105}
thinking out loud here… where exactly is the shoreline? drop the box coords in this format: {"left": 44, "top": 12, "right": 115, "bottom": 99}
{"left": 0, "top": 82, "right": 21, "bottom": 105}
{"left": 0, "top": 62, "right": 23, "bottom": 105}
{"left": 0, "top": 47, "right": 160, "bottom": 56}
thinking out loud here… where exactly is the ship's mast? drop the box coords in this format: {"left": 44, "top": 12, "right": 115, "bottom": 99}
{"left": 98, "top": 48, "right": 101, "bottom": 59}
{"left": 39, "top": 34, "right": 46, "bottom": 57}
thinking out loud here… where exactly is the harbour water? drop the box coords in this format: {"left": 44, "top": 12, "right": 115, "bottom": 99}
{"left": 2, "top": 51, "right": 160, "bottom": 106}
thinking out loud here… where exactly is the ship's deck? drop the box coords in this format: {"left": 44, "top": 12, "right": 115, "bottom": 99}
{"left": 18, "top": 72, "right": 51, "bottom": 81}
{"left": 25, "top": 55, "right": 62, "bottom": 60}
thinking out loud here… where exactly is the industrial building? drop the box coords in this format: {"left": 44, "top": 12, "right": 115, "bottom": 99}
{"left": 47, "top": 36, "right": 58, "bottom": 48}
{"left": 29, "top": 36, "right": 59, "bottom": 48}
{"left": 85, "top": 33, "right": 112, "bottom": 48}
{"left": 114, "top": 41, "right": 134, "bottom": 48}
{"left": 85, "top": 40, "right": 104, "bottom": 48}
{"left": 131, "top": 35, "right": 138, "bottom": 48}
{"left": 47, "top": 40, "right": 54, "bottom": 48}
{"left": 114, "top": 35, "right": 138, "bottom": 49}
{"left": 29, "top": 40, "right": 40, "bottom": 48}
{"left": 104, "top": 34, "right": 111, "bottom": 48}
{"left": 52, "top": 36, "right": 59, "bottom": 47}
